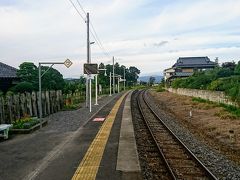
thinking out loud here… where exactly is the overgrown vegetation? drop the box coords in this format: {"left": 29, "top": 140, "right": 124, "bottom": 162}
{"left": 156, "top": 78, "right": 165, "bottom": 92}
{"left": 63, "top": 104, "right": 81, "bottom": 111}
{"left": 172, "top": 61, "right": 240, "bottom": 104}
{"left": 192, "top": 97, "right": 240, "bottom": 118}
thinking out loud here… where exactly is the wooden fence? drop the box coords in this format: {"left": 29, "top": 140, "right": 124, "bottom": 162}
{"left": 0, "top": 90, "right": 63, "bottom": 124}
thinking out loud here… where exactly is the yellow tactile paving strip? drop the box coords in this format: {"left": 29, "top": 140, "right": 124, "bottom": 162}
{"left": 72, "top": 93, "right": 128, "bottom": 180}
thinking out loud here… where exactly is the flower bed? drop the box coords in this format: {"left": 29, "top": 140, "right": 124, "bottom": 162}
{"left": 13, "top": 117, "right": 39, "bottom": 129}
{"left": 10, "top": 116, "right": 47, "bottom": 134}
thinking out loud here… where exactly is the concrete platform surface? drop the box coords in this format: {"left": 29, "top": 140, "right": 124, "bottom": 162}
{"left": 116, "top": 92, "right": 142, "bottom": 179}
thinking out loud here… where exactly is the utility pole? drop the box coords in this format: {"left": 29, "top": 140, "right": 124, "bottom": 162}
{"left": 112, "top": 56, "right": 115, "bottom": 94}
{"left": 86, "top": 13, "right": 90, "bottom": 108}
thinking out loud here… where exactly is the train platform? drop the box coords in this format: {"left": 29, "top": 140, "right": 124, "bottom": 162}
{"left": 71, "top": 91, "right": 141, "bottom": 180}
{"left": 30, "top": 91, "right": 141, "bottom": 180}
{"left": 0, "top": 91, "right": 142, "bottom": 180}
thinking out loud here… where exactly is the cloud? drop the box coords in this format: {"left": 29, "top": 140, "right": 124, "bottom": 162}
{"left": 0, "top": 0, "right": 240, "bottom": 78}
{"left": 148, "top": 0, "right": 240, "bottom": 35}
{"left": 153, "top": 41, "right": 168, "bottom": 47}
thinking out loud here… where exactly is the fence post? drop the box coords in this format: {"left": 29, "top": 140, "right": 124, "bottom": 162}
{"left": 26, "top": 92, "right": 33, "bottom": 117}
{"left": 32, "top": 92, "right": 38, "bottom": 117}
{"left": 7, "top": 95, "right": 13, "bottom": 123}
{"left": 46, "top": 91, "right": 50, "bottom": 115}
{"left": 20, "top": 93, "right": 27, "bottom": 117}
{"left": 13, "top": 94, "right": 20, "bottom": 120}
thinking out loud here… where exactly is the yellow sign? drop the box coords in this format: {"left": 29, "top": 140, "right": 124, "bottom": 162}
{"left": 64, "top": 59, "right": 73, "bottom": 68}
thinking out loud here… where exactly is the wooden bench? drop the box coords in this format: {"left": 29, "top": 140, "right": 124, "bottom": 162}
{"left": 0, "top": 124, "right": 13, "bottom": 139}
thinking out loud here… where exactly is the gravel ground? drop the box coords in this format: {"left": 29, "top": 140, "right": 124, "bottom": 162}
{"left": 43, "top": 94, "right": 120, "bottom": 133}
{"left": 146, "top": 90, "right": 240, "bottom": 180}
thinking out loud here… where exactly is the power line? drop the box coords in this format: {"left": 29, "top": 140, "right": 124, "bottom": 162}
{"left": 74, "top": 0, "right": 111, "bottom": 58}
{"left": 90, "top": 23, "right": 111, "bottom": 57}
{"left": 68, "top": 0, "right": 112, "bottom": 59}
{"left": 68, "top": 0, "right": 86, "bottom": 22}
{"left": 76, "top": 0, "right": 87, "bottom": 15}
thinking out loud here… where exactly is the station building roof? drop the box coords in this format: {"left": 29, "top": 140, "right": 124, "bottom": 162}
{"left": 0, "top": 62, "right": 18, "bottom": 79}
{"left": 172, "top": 57, "right": 217, "bottom": 68}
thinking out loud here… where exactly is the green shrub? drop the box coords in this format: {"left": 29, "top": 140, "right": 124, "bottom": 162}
{"left": 11, "top": 82, "right": 35, "bottom": 93}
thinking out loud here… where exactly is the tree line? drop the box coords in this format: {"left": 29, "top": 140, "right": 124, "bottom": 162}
{"left": 7, "top": 62, "right": 140, "bottom": 94}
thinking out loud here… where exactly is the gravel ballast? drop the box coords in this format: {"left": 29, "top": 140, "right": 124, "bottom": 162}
{"left": 147, "top": 90, "right": 240, "bottom": 180}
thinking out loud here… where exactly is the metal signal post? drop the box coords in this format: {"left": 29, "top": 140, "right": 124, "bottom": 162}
{"left": 38, "top": 59, "right": 72, "bottom": 129}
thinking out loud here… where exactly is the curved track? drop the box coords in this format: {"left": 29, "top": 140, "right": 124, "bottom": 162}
{"left": 136, "top": 90, "right": 218, "bottom": 180}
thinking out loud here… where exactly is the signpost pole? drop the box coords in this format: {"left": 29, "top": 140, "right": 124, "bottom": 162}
{"left": 38, "top": 59, "right": 72, "bottom": 129}
{"left": 118, "top": 76, "right": 120, "bottom": 93}
{"left": 112, "top": 56, "right": 115, "bottom": 94}
{"left": 109, "top": 73, "right": 112, "bottom": 96}
{"left": 38, "top": 63, "right": 42, "bottom": 129}
{"left": 124, "top": 67, "right": 126, "bottom": 91}
{"left": 89, "top": 77, "right": 92, "bottom": 112}
{"left": 95, "top": 74, "right": 98, "bottom": 105}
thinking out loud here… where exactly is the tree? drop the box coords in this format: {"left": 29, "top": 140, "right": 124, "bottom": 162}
{"left": 149, "top": 76, "right": 156, "bottom": 86}
{"left": 222, "top": 61, "right": 236, "bottom": 70}
{"left": 41, "top": 66, "right": 65, "bottom": 90}
{"left": 17, "top": 62, "right": 38, "bottom": 90}
{"left": 16, "top": 62, "right": 65, "bottom": 91}
{"left": 10, "top": 82, "right": 35, "bottom": 93}
{"left": 234, "top": 61, "right": 240, "bottom": 75}
{"left": 126, "top": 66, "right": 141, "bottom": 86}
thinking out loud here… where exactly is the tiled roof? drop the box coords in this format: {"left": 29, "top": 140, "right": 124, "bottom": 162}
{"left": 0, "top": 62, "right": 18, "bottom": 78}
{"left": 172, "top": 57, "right": 217, "bottom": 68}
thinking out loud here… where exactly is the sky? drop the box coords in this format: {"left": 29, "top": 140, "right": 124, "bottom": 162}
{"left": 0, "top": 0, "right": 240, "bottom": 77}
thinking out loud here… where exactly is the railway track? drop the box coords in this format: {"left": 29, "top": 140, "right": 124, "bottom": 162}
{"left": 135, "top": 90, "right": 218, "bottom": 180}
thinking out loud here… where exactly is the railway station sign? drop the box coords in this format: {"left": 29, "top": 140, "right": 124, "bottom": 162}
{"left": 84, "top": 63, "right": 98, "bottom": 74}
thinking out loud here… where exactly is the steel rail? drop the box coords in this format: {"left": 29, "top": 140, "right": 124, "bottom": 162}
{"left": 136, "top": 90, "right": 177, "bottom": 180}
{"left": 142, "top": 90, "right": 218, "bottom": 180}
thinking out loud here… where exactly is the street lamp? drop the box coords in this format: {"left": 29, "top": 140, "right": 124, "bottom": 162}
{"left": 38, "top": 59, "right": 72, "bottom": 129}
{"left": 109, "top": 72, "right": 112, "bottom": 96}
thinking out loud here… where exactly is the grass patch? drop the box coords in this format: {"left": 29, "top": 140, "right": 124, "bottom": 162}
{"left": 192, "top": 97, "right": 213, "bottom": 104}
{"left": 63, "top": 104, "right": 81, "bottom": 111}
{"left": 156, "top": 86, "right": 165, "bottom": 92}
{"left": 219, "top": 103, "right": 240, "bottom": 117}
{"left": 192, "top": 97, "right": 240, "bottom": 118}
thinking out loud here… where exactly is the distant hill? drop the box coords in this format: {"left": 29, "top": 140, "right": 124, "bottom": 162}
{"left": 139, "top": 75, "right": 163, "bottom": 83}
